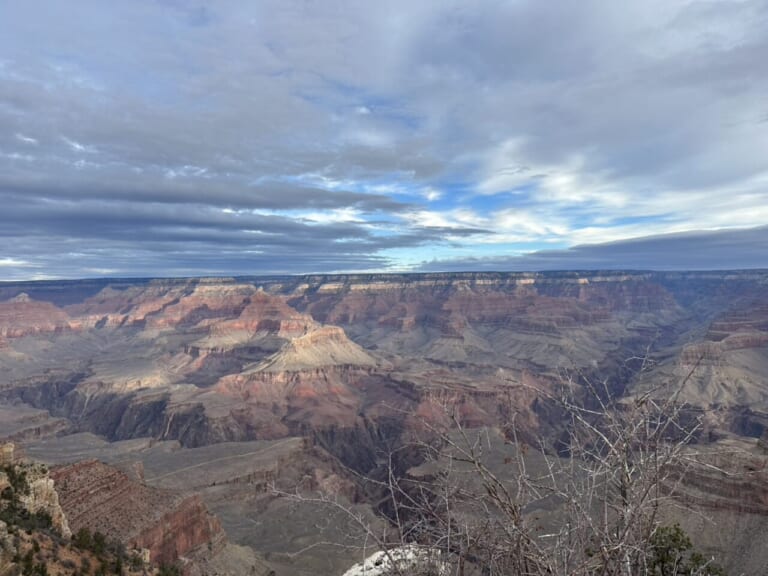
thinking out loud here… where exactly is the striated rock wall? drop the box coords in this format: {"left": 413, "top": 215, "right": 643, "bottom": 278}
{"left": 64, "top": 282, "right": 195, "bottom": 328}
{"left": 274, "top": 271, "right": 681, "bottom": 319}
{"left": 0, "top": 293, "right": 75, "bottom": 344}
{"left": 131, "top": 494, "right": 226, "bottom": 565}
{"left": 51, "top": 460, "right": 224, "bottom": 564}
{"left": 253, "top": 325, "right": 376, "bottom": 372}
{"left": 208, "top": 290, "right": 317, "bottom": 338}
{"left": 679, "top": 295, "right": 768, "bottom": 366}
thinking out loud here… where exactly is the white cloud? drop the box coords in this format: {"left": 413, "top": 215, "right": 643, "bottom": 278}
{"left": 1, "top": 152, "right": 35, "bottom": 162}
{"left": 0, "top": 257, "right": 32, "bottom": 267}
{"left": 61, "top": 136, "right": 97, "bottom": 154}
{"left": 164, "top": 165, "right": 209, "bottom": 179}
{"left": 302, "top": 207, "right": 365, "bottom": 224}
{"left": 343, "top": 128, "right": 394, "bottom": 148}
{"left": 15, "top": 133, "right": 38, "bottom": 145}
{"left": 405, "top": 209, "right": 472, "bottom": 229}
{"left": 478, "top": 139, "right": 630, "bottom": 209}
{"left": 477, "top": 138, "right": 534, "bottom": 195}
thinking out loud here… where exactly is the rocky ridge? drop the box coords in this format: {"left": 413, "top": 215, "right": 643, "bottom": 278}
{"left": 51, "top": 459, "right": 225, "bottom": 565}
{"left": 0, "top": 443, "right": 70, "bottom": 538}
{"left": 0, "top": 293, "right": 74, "bottom": 344}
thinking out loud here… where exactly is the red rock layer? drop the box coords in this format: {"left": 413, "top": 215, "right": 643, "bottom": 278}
{"left": 289, "top": 277, "right": 679, "bottom": 336}
{"left": 215, "top": 366, "right": 368, "bottom": 429}
{"left": 131, "top": 494, "right": 225, "bottom": 565}
{"left": 65, "top": 284, "right": 184, "bottom": 327}
{"left": 681, "top": 297, "right": 768, "bottom": 365}
{"left": 66, "top": 281, "right": 257, "bottom": 329}
{"left": 671, "top": 452, "right": 768, "bottom": 516}
{"left": 66, "top": 280, "right": 318, "bottom": 343}
{"left": 0, "top": 293, "right": 74, "bottom": 343}
{"left": 706, "top": 300, "right": 768, "bottom": 339}
{"left": 210, "top": 290, "right": 316, "bottom": 338}
{"left": 145, "top": 283, "right": 257, "bottom": 330}
{"left": 51, "top": 460, "right": 224, "bottom": 564}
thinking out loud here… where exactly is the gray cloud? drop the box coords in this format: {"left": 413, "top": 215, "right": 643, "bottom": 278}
{"left": 419, "top": 226, "right": 768, "bottom": 272}
{"left": 0, "top": 1, "right": 766, "bottom": 278}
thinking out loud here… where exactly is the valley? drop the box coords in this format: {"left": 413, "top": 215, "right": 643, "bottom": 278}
{"left": 1, "top": 271, "right": 767, "bottom": 575}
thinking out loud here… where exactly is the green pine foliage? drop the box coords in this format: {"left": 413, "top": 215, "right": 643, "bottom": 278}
{"left": 648, "top": 524, "right": 726, "bottom": 576}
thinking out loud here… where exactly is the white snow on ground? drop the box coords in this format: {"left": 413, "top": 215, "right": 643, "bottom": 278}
{"left": 341, "top": 545, "right": 448, "bottom": 576}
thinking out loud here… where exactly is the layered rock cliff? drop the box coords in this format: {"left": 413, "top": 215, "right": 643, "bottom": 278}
{"left": 51, "top": 460, "right": 225, "bottom": 565}
{"left": 629, "top": 286, "right": 768, "bottom": 422}
{"left": 0, "top": 293, "right": 74, "bottom": 344}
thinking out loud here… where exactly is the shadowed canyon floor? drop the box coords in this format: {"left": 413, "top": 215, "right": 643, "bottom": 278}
{"left": 1, "top": 271, "right": 768, "bottom": 574}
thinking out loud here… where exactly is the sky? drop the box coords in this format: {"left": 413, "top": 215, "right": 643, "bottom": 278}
{"left": 1, "top": 0, "right": 767, "bottom": 279}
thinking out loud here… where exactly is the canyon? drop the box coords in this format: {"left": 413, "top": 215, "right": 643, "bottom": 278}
{"left": 0, "top": 271, "right": 767, "bottom": 574}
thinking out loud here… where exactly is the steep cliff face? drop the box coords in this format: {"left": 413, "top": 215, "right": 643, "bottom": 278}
{"left": 0, "top": 456, "right": 152, "bottom": 576}
{"left": 272, "top": 273, "right": 686, "bottom": 376}
{"left": 278, "top": 272, "right": 681, "bottom": 320}
{"left": 64, "top": 283, "right": 183, "bottom": 328}
{"left": 0, "top": 443, "right": 71, "bottom": 538}
{"left": 208, "top": 290, "right": 318, "bottom": 339}
{"left": 66, "top": 279, "right": 286, "bottom": 334}
{"left": 20, "top": 473, "right": 72, "bottom": 538}
{"left": 143, "top": 283, "right": 257, "bottom": 330}
{"left": 253, "top": 326, "right": 376, "bottom": 372}
{"left": 51, "top": 460, "right": 224, "bottom": 565}
{"left": 0, "top": 293, "right": 75, "bottom": 344}
{"left": 679, "top": 295, "right": 768, "bottom": 366}
{"left": 131, "top": 494, "right": 225, "bottom": 565}
{"left": 0, "top": 280, "right": 386, "bottom": 449}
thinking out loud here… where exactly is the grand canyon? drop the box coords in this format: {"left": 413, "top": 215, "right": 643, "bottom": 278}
{"left": 1, "top": 271, "right": 767, "bottom": 575}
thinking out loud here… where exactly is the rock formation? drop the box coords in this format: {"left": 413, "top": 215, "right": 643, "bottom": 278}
{"left": 0, "top": 443, "right": 14, "bottom": 467}
{"left": 19, "top": 469, "right": 72, "bottom": 538}
{"left": 0, "top": 444, "right": 71, "bottom": 539}
{"left": 0, "top": 293, "right": 74, "bottom": 344}
{"left": 0, "top": 520, "right": 14, "bottom": 575}
{"left": 51, "top": 460, "right": 225, "bottom": 565}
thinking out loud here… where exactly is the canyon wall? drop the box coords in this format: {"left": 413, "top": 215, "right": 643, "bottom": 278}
{"left": 51, "top": 460, "right": 225, "bottom": 565}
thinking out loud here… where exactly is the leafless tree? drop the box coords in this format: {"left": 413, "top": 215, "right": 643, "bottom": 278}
{"left": 277, "top": 359, "right": 727, "bottom": 576}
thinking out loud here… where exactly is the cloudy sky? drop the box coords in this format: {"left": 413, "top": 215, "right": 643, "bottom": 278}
{"left": 1, "top": 0, "right": 767, "bottom": 279}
